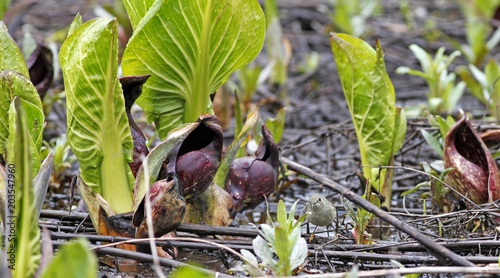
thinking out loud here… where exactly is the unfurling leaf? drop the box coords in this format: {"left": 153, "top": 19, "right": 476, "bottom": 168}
{"left": 133, "top": 176, "right": 186, "bottom": 238}
{"left": 225, "top": 125, "right": 280, "bottom": 215}
{"left": 0, "top": 70, "right": 43, "bottom": 159}
{"left": 444, "top": 116, "right": 500, "bottom": 204}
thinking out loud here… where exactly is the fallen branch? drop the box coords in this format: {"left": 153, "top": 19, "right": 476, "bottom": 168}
{"left": 281, "top": 156, "right": 475, "bottom": 267}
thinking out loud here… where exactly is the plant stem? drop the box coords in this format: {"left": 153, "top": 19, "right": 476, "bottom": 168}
{"left": 184, "top": 0, "right": 213, "bottom": 124}
{"left": 101, "top": 81, "right": 133, "bottom": 214}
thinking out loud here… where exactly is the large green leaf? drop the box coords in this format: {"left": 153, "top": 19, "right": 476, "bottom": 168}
{"left": 60, "top": 18, "right": 134, "bottom": 214}
{"left": 0, "top": 21, "right": 29, "bottom": 77}
{"left": 122, "top": 0, "right": 266, "bottom": 140}
{"left": 40, "top": 239, "right": 97, "bottom": 278}
{"left": 0, "top": 71, "right": 42, "bottom": 157}
{"left": 5, "top": 99, "right": 41, "bottom": 278}
{"left": 330, "top": 34, "right": 401, "bottom": 189}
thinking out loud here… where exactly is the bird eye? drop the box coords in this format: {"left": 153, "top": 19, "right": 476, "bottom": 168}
{"left": 318, "top": 198, "right": 322, "bottom": 202}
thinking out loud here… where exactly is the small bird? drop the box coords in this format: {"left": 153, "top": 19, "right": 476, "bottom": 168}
{"left": 305, "top": 193, "right": 336, "bottom": 239}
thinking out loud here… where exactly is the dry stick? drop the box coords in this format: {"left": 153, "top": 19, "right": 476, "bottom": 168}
{"left": 280, "top": 156, "right": 475, "bottom": 267}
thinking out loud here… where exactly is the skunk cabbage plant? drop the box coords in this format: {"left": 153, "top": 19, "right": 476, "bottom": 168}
{"left": 134, "top": 115, "right": 223, "bottom": 206}
{"left": 60, "top": 18, "right": 135, "bottom": 215}
{"left": 122, "top": 0, "right": 266, "bottom": 140}
{"left": 0, "top": 21, "right": 52, "bottom": 225}
{"left": 330, "top": 33, "right": 406, "bottom": 209}
{"left": 133, "top": 115, "right": 224, "bottom": 229}
{"left": 225, "top": 125, "right": 280, "bottom": 215}
{"left": 444, "top": 117, "right": 500, "bottom": 204}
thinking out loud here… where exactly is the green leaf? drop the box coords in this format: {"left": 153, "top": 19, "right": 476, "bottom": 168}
{"left": 287, "top": 200, "right": 299, "bottom": 229}
{"left": 401, "top": 182, "right": 428, "bottom": 197}
{"left": 289, "top": 237, "right": 307, "bottom": 271}
{"left": 265, "top": 0, "right": 287, "bottom": 85}
{"left": 0, "top": 71, "right": 43, "bottom": 159}
{"left": 392, "top": 107, "right": 406, "bottom": 154}
{"left": 274, "top": 226, "right": 290, "bottom": 276}
{"left": 266, "top": 108, "right": 285, "bottom": 144}
{"left": 234, "top": 91, "right": 245, "bottom": 158}
{"left": 122, "top": 0, "right": 266, "bottom": 140}
{"left": 277, "top": 199, "right": 287, "bottom": 229}
{"left": 7, "top": 99, "right": 41, "bottom": 278}
{"left": 421, "top": 129, "right": 443, "bottom": 157}
{"left": 60, "top": 18, "right": 134, "bottom": 214}
{"left": 33, "top": 152, "right": 53, "bottom": 217}
{"left": 409, "top": 44, "right": 431, "bottom": 73}
{"left": 213, "top": 112, "right": 259, "bottom": 187}
{"left": 485, "top": 58, "right": 500, "bottom": 85}
{"left": 67, "top": 13, "right": 83, "bottom": 38}
{"left": 436, "top": 116, "right": 451, "bottom": 139}
{"left": 0, "top": 22, "right": 29, "bottom": 77}
{"left": 0, "top": 1, "right": 11, "bottom": 21}
{"left": 40, "top": 238, "right": 97, "bottom": 278}
{"left": 253, "top": 235, "right": 276, "bottom": 268}
{"left": 8, "top": 98, "right": 44, "bottom": 179}
{"left": 122, "top": 0, "right": 155, "bottom": 30}
{"left": 260, "top": 224, "right": 276, "bottom": 247}
{"left": 421, "top": 161, "right": 432, "bottom": 175}
{"left": 447, "top": 81, "right": 466, "bottom": 112}
{"left": 238, "top": 63, "right": 263, "bottom": 102}
{"left": 170, "top": 265, "right": 213, "bottom": 278}
{"left": 240, "top": 249, "right": 261, "bottom": 277}
{"left": 440, "top": 167, "right": 455, "bottom": 180}
{"left": 287, "top": 221, "right": 301, "bottom": 249}
{"left": 330, "top": 34, "right": 399, "bottom": 189}
{"left": 240, "top": 249, "right": 258, "bottom": 266}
